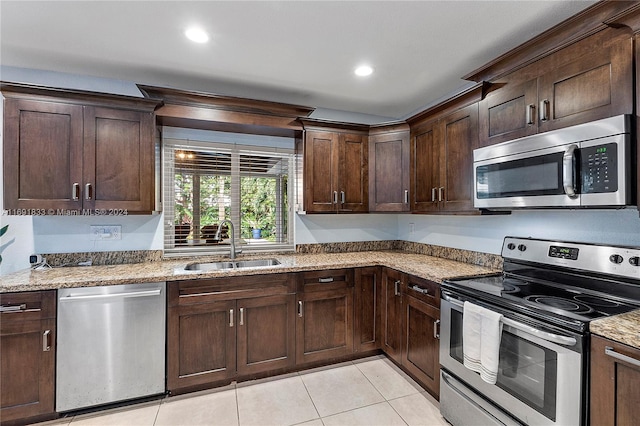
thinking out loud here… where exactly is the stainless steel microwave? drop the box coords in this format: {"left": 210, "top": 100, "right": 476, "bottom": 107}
{"left": 473, "top": 115, "right": 633, "bottom": 209}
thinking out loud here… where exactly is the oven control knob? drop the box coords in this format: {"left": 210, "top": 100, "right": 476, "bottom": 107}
{"left": 507, "top": 243, "right": 516, "bottom": 250}
{"left": 609, "top": 254, "right": 624, "bottom": 264}
{"left": 517, "top": 244, "right": 527, "bottom": 252}
{"left": 629, "top": 256, "right": 640, "bottom": 266}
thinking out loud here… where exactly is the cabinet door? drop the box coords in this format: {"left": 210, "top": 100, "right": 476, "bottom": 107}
{"left": 236, "top": 294, "right": 296, "bottom": 376}
{"left": 369, "top": 132, "right": 410, "bottom": 212}
{"left": 167, "top": 299, "right": 236, "bottom": 392}
{"left": 3, "top": 98, "right": 83, "bottom": 211}
{"left": 382, "top": 268, "right": 403, "bottom": 363}
{"left": 438, "top": 103, "right": 479, "bottom": 212}
{"left": 354, "top": 267, "right": 381, "bottom": 353}
{"left": 538, "top": 37, "right": 632, "bottom": 134}
{"left": 411, "top": 121, "right": 440, "bottom": 212}
{"left": 590, "top": 335, "right": 640, "bottom": 426}
{"left": 0, "top": 292, "right": 56, "bottom": 423}
{"left": 304, "top": 130, "right": 339, "bottom": 212}
{"left": 83, "top": 106, "right": 155, "bottom": 212}
{"left": 296, "top": 288, "right": 354, "bottom": 364}
{"left": 338, "top": 133, "right": 368, "bottom": 212}
{"left": 402, "top": 295, "right": 440, "bottom": 398}
{"left": 478, "top": 79, "right": 538, "bottom": 147}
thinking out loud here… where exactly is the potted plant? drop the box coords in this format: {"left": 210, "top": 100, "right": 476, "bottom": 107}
{"left": 0, "top": 224, "right": 8, "bottom": 265}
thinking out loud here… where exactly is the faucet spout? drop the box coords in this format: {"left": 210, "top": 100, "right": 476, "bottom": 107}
{"left": 215, "top": 219, "right": 240, "bottom": 259}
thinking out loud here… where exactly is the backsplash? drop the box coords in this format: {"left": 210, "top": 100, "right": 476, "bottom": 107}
{"left": 295, "top": 240, "right": 502, "bottom": 269}
{"left": 42, "top": 250, "right": 163, "bottom": 267}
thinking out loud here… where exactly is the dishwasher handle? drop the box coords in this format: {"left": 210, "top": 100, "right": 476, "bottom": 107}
{"left": 59, "top": 289, "right": 162, "bottom": 302}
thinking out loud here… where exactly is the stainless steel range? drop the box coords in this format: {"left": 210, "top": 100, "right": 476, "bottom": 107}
{"left": 439, "top": 237, "right": 640, "bottom": 426}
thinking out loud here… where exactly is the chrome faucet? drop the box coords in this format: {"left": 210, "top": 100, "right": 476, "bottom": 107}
{"left": 215, "top": 219, "right": 241, "bottom": 259}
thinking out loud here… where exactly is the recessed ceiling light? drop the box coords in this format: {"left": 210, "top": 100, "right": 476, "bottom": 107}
{"left": 185, "top": 27, "right": 209, "bottom": 43}
{"left": 354, "top": 65, "right": 373, "bottom": 77}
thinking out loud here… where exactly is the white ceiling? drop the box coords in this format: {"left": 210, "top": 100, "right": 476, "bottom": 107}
{"left": 1, "top": 1, "right": 597, "bottom": 123}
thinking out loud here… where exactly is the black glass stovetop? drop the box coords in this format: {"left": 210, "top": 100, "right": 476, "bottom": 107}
{"left": 443, "top": 273, "right": 640, "bottom": 325}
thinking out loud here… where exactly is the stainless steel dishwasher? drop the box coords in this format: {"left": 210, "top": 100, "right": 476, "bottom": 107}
{"left": 56, "top": 282, "right": 166, "bottom": 412}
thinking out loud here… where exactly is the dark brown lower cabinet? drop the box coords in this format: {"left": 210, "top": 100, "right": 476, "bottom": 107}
{"left": 382, "top": 268, "right": 404, "bottom": 363}
{"left": 402, "top": 293, "right": 440, "bottom": 397}
{"left": 0, "top": 291, "right": 56, "bottom": 424}
{"left": 167, "top": 275, "right": 296, "bottom": 393}
{"left": 590, "top": 335, "right": 640, "bottom": 426}
{"left": 296, "top": 270, "right": 354, "bottom": 365}
{"left": 236, "top": 294, "right": 296, "bottom": 375}
{"left": 354, "top": 267, "right": 381, "bottom": 352}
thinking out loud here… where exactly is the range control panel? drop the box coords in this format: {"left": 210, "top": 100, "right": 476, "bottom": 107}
{"left": 502, "top": 237, "right": 640, "bottom": 279}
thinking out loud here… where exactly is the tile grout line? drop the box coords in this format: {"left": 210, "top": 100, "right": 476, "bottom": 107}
{"left": 298, "top": 369, "right": 324, "bottom": 425}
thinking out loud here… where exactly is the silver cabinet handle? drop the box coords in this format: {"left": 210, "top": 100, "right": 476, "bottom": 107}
{"left": 539, "top": 99, "right": 550, "bottom": 122}
{"left": 434, "top": 319, "right": 440, "bottom": 339}
{"left": 230, "top": 309, "right": 234, "bottom": 327}
{"left": 411, "top": 285, "right": 429, "bottom": 295}
{"left": 605, "top": 346, "right": 640, "bottom": 368}
{"left": 0, "top": 304, "right": 27, "bottom": 313}
{"left": 431, "top": 188, "right": 436, "bottom": 202}
{"left": 318, "top": 277, "right": 334, "bottom": 283}
{"left": 43, "top": 330, "right": 51, "bottom": 352}
{"left": 85, "top": 183, "right": 93, "bottom": 200}
{"left": 298, "top": 301, "right": 303, "bottom": 317}
{"left": 394, "top": 280, "right": 401, "bottom": 296}
{"left": 239, "top": 307, "right": 244, "bottom": 326}
{"left": 438, "top": 187, "right": 444, "bottom": 202}
{"left": 340, "top": 191, "right": 345, "bottom": 204}
{"left": 72, "top": 183, "right": 80, "bottom": 201}
{"left": 333, "top": 191, "right": 338, "bottom": 204}
{"left": 526, "top": 104, "right": 536, "bottom": 125}
{"left": 562, "top": 144, "right": 578, "bottom": 199}
{"left": 404, "top": 190, "right": 409, "bottom": 204}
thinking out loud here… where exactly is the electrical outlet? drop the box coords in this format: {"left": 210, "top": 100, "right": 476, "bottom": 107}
{"left": 90, "top": 225, "right": 122, "bottom": 241}
{"left": 409, "top": 223, "right": 415, "bottom": 234}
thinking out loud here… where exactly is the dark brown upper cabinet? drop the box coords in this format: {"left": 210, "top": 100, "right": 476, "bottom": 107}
{"left": 410, "top": 99, "right": 481, "bottom": 214}
{"left": 368, "top": 123, "right": 410, "bottom": 212}
{"left": 478, "top": 28, "right": 632, "bottom": 147}
{"left": 2, "top": 83, "right": 159, "bottom": 213}
{"left": 300, "top": 119, "right": 369, "bottom": 213}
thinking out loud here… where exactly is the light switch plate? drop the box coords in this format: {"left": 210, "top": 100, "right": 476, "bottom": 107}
{"left": 90, "top": 225, "right": 121, "bottom": 240}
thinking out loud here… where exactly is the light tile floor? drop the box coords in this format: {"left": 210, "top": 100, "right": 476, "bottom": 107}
{"left": 36, "top": 356, "right": 449, "bottom": 426}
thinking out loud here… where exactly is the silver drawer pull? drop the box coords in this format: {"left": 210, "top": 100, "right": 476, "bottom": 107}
{"left": 43, "top": 330, "right": 51, "bottom": 352}
{"left": 72, "top": 183, "right": 80, "bottom": 201}
{"left": 411, "top": 285, "right": 429, "bottom": 295}
{"left": 229, "top": 309, "right": 234, "bottom": 327}
{"left": 318, "top": 277, "right": 334, "bottom": 283}
{"left": 85, "top": 183, "right": 93, "bottom": 200}
{"left": 434, "top": 319, "right": 440, "bottom": 339}
{"left": 404, "top": 189, "right": 409, "bottom": 204}
{"left": 298, "top": 301, "right": 303, "bottom": 317}
{"left": 394, "top": 280, "right": 401, "bottom": 296}
{"left": 239, "top": 307, "right": 244, "bottom": 326}
{"left": 0, "top": 304, "right": 27, "bottom": 312}
{"left": 605, "top": 346, "right": 640, "bottom": 368}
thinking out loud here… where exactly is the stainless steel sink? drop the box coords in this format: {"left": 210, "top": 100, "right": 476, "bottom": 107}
{"left": 184, "top": 258, "right": 280, "bottom": 271}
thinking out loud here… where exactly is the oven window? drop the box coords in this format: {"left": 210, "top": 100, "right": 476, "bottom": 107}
{"left": 450, "top": 310, "right": 558, "bottom": 420}
{"left": 476, "top": 152, "right": 564, "bottom": 199}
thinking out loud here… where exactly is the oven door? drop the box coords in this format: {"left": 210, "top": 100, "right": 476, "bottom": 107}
{"left": 440, "top": 291, "right": 584, "bottom": 426}
{"left": 474, "top": 143, "right": 580, "bottom": 209}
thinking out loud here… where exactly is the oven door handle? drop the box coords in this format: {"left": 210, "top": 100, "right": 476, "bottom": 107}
{"left": 442, "top": 293, "right": 577, "bottom": 347}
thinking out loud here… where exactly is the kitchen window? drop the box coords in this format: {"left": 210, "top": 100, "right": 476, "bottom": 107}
{"left": 163, "top": 129, "right": 295, "bottom": 255}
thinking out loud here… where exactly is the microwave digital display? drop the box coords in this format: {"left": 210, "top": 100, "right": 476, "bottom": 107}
{"left": 581, "top": 143, "right": 618, "bottom": 194}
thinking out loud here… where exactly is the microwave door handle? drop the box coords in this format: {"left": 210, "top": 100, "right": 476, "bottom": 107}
{"left": 563, "top": 144, "right": 578, "bottom": 199}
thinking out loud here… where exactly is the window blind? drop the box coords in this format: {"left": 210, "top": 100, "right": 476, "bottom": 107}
{"left": 163, "top": 137, "right": 295, "bottom": 255}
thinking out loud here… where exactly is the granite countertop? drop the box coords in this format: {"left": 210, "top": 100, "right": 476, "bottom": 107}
{"left": 590, "top": 310, "right": 640, "bottom": 350}
{"left": 0, "top": 251, "right": 498, "bottom": 293}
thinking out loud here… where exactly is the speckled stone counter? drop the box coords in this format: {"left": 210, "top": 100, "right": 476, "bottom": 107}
{"left": 590, "top": 310, "right": 640, "bottom": 350}
{"left": 0, "top": 251, "right": 499, "bottom": 293}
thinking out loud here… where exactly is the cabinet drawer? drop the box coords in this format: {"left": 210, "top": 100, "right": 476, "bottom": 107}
{"left": 298, "top": 268, "right": 354, "bottom": 292}
{"left": 0, "top": 291, "right": 56, "bottom": 324}
{"left": 171, "top": 273, "right": 295, "bottom": 306}
{"left": 404, "top": 275, "right": 440, "bottom": 308}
